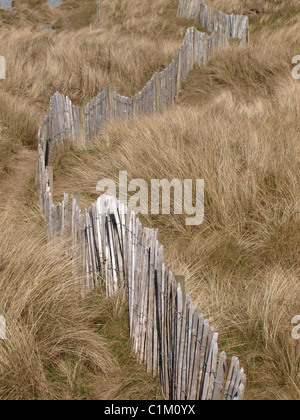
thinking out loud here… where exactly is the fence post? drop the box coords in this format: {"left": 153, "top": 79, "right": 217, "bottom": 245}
{"left": 193, "top": 27, "right": 197, "bottom": 65}
{"left": 47, "top": 166, "right": 54, "bottom": 202}
{"left": 108, "top": 83, "right": 114, "bottom": 121}
{"left": 175, "top": 275, "right": 185, "bottom": 300}
{"left": 155, "top": 73, "right": 160, "bottom": 114}
{"left": 80, "top": 106, "right": 86, "bottom": 148}
{"left": 176, "top": 49, "right": 182, "bottom": 101}
{"left": 97, "top": 1, "right": 100, "bottom": 26}
{"left": 74, "top": 191, "right": 81, "bottom": 208}
{"left": 0, "top": 55, "right": 6, "bottom": 80}
{"left": 132, "top": 95, "right": 136, "bottom": 120}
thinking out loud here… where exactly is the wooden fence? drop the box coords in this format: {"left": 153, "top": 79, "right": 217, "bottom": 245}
{"left": 35, "top": 0, "right": 249, "bottom": 400}
{"left": 178, "top": 0, "right": 249, "bottom": 44}
{"left": 36, "top": 143, "right": 247, "bottom": 400}
{"left": 0, "top": 0, "right": 13, "bottom": 10}
{"left": 40, "top": 1, "right": 249, "bottom": 155}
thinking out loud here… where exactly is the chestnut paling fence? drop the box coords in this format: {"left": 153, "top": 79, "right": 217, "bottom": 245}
{"left": 36, "top": 0, "right": 248, "bottom": 400}
{"left": 178, "top": 0, "right": 249, "bottom": 41}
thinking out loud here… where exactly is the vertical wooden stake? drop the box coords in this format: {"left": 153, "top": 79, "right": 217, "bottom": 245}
{"left": 74, "top": 191, "right": 81, "bottom": 209}
{"left": 175, "top": 275, "right": 185, "bottom": 301}
{"left": 193, "top": 27, "right": 197, "bottom": 66}
{"left": 47, "top": 166, "right": 54, "bottom": 202}
{"left": 80, "top": 106, "right": 86, "bottom": 148}
{"left": 108, "top": 83, "right": 114, "bottom": 121}
{"left": 97, "top": 1, "right": 100, "bottom": 27}
{"left": 42, "top": 123, "right": 48, "bottom": 161}
{"left": 155, "top": 73, "right": 160, "bottom": 114}
{"left": 203, "top": 33, "right": 208, "bottom": 65}
{"left": 176, "top": 49, "right": 182, "bottom": 101}
{"left": 132, "top": 95, "right": 136, "bottom": 120}
{"left": 0, "top": 55, "right": 6, "bottom": 80}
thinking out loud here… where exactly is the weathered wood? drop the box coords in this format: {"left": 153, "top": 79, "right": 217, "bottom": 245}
{"left": 62, "top": 193, "right": 69, "bottom": 237}
{"left": 146, "top": 229, "right": 156, "bottom": 375}
{"left": 74, "top": 191, "right": 81, "bottom": 208}
{"left": 197, "top": 318, "right": 209, "bottom": 398}
{"left": 85, "top": 211, "right": 93, "bottom": 289}
{"left": 97, "top": 1, "right": 100, "bottom": 26}
{"left": 36, "top": 0, "right": 249, "bottom": 397}
{"left": 0, "top": 54, "right": 6, "bottom": 80}
{"left": 133, "top": 222, "right": 146, "bottom": 354}
{"left": 155, "top": 245, "right": 164, "bottom": 392}
{"left": 224, "top": 356, "right": 239, "bottom": 400}
{"left": 79, "top": 105, "right": 86, "bottom": 147}
{"left": 206, "top": 333, "right": 219, "bottom": 400}
{"left": 212, "top": 351, "right": 227, "bottom": 400}
{"left": 189, "top": 311, "right": 204, "bottom": 399}
{"left": 184, "top": 295, "right": 194, "bottom": 398}
{"left": 88, "top": 206, "right": 99, "bottom": 288}
{"left": 232, "top": 367, "right": 246, "bottom": 400}
{"left": 152, "top": 239, "right": 159, "bottom": 377}
{"left": 176, "top": 49, "right": 182, "bottom": 101}
{"left": 132, "top": 95, "right": 137, "bottom": 120}
{"left": 131, "top": 216, "right": 140, "bottom": 351}
{"left": 47, "top": 166, "right": 54, "bottom": 201}
{"left": 155, "top": 72, "right": 160, "bottom": 114}
{"left": 35, "top": 2, "right": 249, "bottom": 148}
{"left": 170, "top": 277, "right": 177, "bottom": 397}
{"left": 138, "top": 228, "right": 150, "bottom": 362}
{"left": 108, "top": 83, "right": 114, "bottom": 122}
{"left": 199, "top": 326, "right": 215, "bottom": 399}
{"left": 181, "top": 294, "right": 193, "bottom": 399}
{"left": 129, "top": 211, "right": 136, "bottom": 331}
{"left": 175, "top": 275, "right": 185, "bottom": 300}
{"left": 234, "top": 383, "right": 245, "bottom": 400}
{"left": 178, "top": 0, "right": 249, "bottom": 44}
{"left": 162, "top": 264, "right": 170, "bottom": 398}
{"left": 176, "top": 289, "right": 188, "bottom": 400}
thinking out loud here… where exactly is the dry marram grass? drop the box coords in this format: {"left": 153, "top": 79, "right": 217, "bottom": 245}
{"left": 0, "top": 0, "right": 299, "bottom": 401}
{"left": 52, "top": 24, "right": 300, "bottom": 399}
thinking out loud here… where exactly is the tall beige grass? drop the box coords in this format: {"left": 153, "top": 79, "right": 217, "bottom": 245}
{"left": 0, "top": 202, "right": 115, "bottom": 399}
{"left": 206, "top": 0, "right": 299, "bottom": 17}
{"left": 0, "top": 0, "right": 194, "bottom": 151}
{"left": 51, "top": 46, "right": 300, "bottom": 399}
{"left": 0, "top": 186, "right": 163, "bottom": 400}
{"left": 0, "top": 0, "right": 299, "bottom": 401}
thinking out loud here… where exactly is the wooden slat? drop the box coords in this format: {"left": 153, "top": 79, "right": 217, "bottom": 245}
{"left": 181, "top": 294, "right": 193, "bottom": 399}
{"left": 134, "top": 226, "right": 147, "bottom": 354}
{"left": 186, "top": 305, "right": 198, "bottom": 399}
{"left": 206, "top": 333, "right": 219, "bottom": 400}
{"left": 176, "top": 288, "right": 187, "bottom": 400}
{"left": 170, "top": 277, "right": 177, "bottom": 397}
{"left": 146, "top": 229, "right": 156, "bottom": 375}
{"left": 232, "top": 368, "right": 246, "bottom": 400}
{"left": 130, "top": 217, "right": 140, "bottom": 350}
{"left": 152, "top": 238, "right": 159, "bottom": 377}
{"left": 162, "top": 264, "right": 170, "bottom": 398}
{"left": 138, "top": 228, "right": 150, "bottom": 362}
{"left": 212, "top": 351, "right": 227, "bottom": 400}
{"left": 224, "top": 356, "right": 239, "bottom": 400}
{"left": 197, "top": 318, "right": 209, "bottom": 399}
